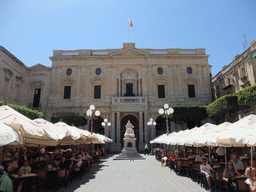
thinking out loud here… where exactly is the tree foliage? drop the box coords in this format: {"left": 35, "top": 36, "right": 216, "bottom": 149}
{"left": 206, "top": 94, "right": 238, "bottom": 118}
{"left": 0, "top": 101, "right": 43, "bottom": 120}
{"left": 51, "top": 114, "right": 87, "bottom": 127}
{"left": 237, "top": 83, "right": 256, "bottom": 107}
{"left": 170, "top": 105, "right": 208, "bottom": 125}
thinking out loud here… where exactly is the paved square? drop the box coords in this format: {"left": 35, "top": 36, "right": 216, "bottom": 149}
{"left": 61, "top": 155, "right": 206, "bottom": 192}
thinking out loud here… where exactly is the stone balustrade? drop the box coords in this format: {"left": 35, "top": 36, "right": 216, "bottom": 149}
{"left": 112, "top": 96, "right": 147, "bottom": 105}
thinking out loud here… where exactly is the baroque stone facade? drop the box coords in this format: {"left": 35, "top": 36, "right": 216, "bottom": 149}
{"left": 212, "top": 40, "right": 256, "bottom": 100}
{"left": 0, "top": 43, "right": 212, "bottom": 152}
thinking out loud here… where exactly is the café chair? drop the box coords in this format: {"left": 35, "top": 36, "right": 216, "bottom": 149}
{"left": 235, "top": 177, "right": 249, "bottom": 192}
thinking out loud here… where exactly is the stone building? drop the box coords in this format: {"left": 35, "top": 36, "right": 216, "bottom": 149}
{"left": 0, "top": 43, "right": 212, "bottom": 152}
{"left": 212, "top": 40, "right": 256, "bottom": 100}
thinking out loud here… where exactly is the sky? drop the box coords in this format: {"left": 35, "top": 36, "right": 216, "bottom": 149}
{"left": 1, "top": 0, "right": 256, "bottom": 77}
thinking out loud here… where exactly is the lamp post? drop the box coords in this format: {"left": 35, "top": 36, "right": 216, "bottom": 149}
{"left": 147, "top": 118, "right": 156, "bottom": 142}
{"left": 101, "top": 118, "right": 111, "bottom": 137}
{"left": 158, "top": 104, "right": 174, "bottom": 135}
{"left": 87, "top": 105, "right": 100, "bottom": 153}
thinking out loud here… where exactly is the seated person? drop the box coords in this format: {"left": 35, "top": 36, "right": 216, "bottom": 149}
{"left": 245, "top": 167, "right": 256, "bottom": 192}
{"left": 200, "top": 158, "right": 214, "bottom": 190}
{"left": 187, "top": 151, "right": 195, "bottom": 159}
{"left": 223, "top": 161, "right": 241, "bottom": 191}
{"left": 45, "top": 157, "right": 58, "bottom": 169}
{"left": 7, "top": 156, "right": 18, "bottom": 173}
{"left": 18, "top": 160, "right": 31, "bottom": 174}
{"left": 73, "top": 155, "right": 82, "bottom": 171}
{"left": 58, "top": 157, "right": 70, "bottom": 170}
{"left": 161, "top": 152, "right": 168, "bottom": 167}
{"left": 82, "top": 152, "right": 91, "bottom": 163}
{"left": 0, "top": 165, "right": 13, "bottom": 192}
{"left": 195, "top": 150, "right": 207, "bottom": 162}
{"left": 169, "top": 152, "right": 176, "bottom": 169}
{"left": 231, "top": 155, "right": 244, "bottom": 171}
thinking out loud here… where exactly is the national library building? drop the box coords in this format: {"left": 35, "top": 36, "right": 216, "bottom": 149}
{"left": 0, "top": 43, "right": 212, "bottom": 152}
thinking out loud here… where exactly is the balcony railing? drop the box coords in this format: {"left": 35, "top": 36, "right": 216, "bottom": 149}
{"left": 112, "top": 96, "right": 147, "bottom": 105}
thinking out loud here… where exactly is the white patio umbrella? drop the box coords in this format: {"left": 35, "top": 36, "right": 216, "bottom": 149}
{"left": 54, "top": 121, "right": 81, "bottom": 145}
{"left": 183, "top": 123, "right": 216, "bottom": 147}
{"left": 0, "top": 106, "right": 57, "bottom": 146}
{"left": 150, "top": 133, "right": 169, "bottom": 144}
{"left": 217, "top": 115, "right": 256, "bottom": 147}
{"left": 33, "top": 118, "right": 63, "bottom": 141}
{"left": 0, "top": 121, "right": 21, "bottom": 146}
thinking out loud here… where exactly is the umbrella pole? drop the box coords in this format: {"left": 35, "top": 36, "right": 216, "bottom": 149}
{"left": 209, "top": 147, "right": 211, "bottom": 164}
{"left": 225, "top": 147, "right": 227, "bottom": 169}
{"left": 184, "top": 145, "right": 186, "bottom": 158}
{"left": 251, "top": 146, "right": 253, "bottom": 166}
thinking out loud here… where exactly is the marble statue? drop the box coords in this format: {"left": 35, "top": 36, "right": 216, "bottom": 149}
{"left": 124, "top": 120, "right": 135, "bottom": 138}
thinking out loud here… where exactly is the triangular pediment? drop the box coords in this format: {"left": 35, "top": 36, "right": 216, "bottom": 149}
{"left": 30, "top": 64, "right": 50, "bottom": 69}
{"left": 110, "top": 48, "right": 148, "bottom": 58}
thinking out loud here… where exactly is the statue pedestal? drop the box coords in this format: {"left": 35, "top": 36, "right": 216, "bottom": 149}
{"left": 114, "top": 137, "right": 145, "bottom": 160}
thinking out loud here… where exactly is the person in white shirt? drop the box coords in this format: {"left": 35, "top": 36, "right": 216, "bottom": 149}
{"left": 245, "top": 167, "right": 256, "bottom": 192}
{"left": 200, "top": 158, "right": 214, "bottom": 190}
{"left": 195, "top": 150, "right": 207, "bottom": 162}
{"left": 231, "top": 155, "right": 244, "bottom": 171}
{"left": 216, "top": 147, "right": 225, "bottom": 162}
{"left": 74, "top": 155, "right": 82, "bottom": 171}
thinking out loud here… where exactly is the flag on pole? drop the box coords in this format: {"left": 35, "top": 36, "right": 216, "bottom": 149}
{"left": 128, "top": 17, "right": 133, "bottom": 27}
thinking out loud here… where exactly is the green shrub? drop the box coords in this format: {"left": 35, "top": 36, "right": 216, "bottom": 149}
{"left": 51, "top": 114, "right": 87, "bottom": 127}
{"left": 0, "top": 101, "right": 43, "bottom": 119}
{"left": 206, "top": 94, "right": 238, "bottom": 118}
{"left": 237, "top": 83, "right": 256, "bottom": 106}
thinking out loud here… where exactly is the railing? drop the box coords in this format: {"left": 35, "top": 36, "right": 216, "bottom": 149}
{"left": 62, "top": 52, "right": 79, "bottom": 56}
{"left": 151, "top": 51, "right": 167, "bottom": 55}
{"left": 92, "top": 51, "right": 108, "bottom": 55}
{"left": 112, "top": 96, "right": 147, "bottom": 105}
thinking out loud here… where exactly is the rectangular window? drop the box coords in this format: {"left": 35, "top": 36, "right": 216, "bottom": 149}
{"left": 33, "top": 88, "right": 41, "bottom": 107}
{"left": 242, "top": 68, "right": 246, "bottom": 76}
{"left": 158, "top": 85, "right": 165, "bottom": 98}
{"left": 188, "top": 84, "right": 195, "bottom": 98}
{"left": 125, "top": 83, "right": 133, "bottom": 96}
{"left": 94, "top": 85, "right": 101, "bottom": 99}
{"left": 64, "top": 86, "right": 71, "bottom": 99}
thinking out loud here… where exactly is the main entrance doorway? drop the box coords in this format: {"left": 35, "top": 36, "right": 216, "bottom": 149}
{"left": 121, "top": 115, "right": 139, "bottom": 150}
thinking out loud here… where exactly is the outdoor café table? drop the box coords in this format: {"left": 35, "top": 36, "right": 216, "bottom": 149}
{"left": 213, "top": 165, "right": 222, "bottom": 170}
{"left": 11, "top": 173, "right": 38, "bottom": 192}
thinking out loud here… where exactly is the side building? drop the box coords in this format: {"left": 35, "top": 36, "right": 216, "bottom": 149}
{"left": 212, "top": 40, "right": 256, "bottom": 100}
{"left": 0, "top": 43, "right": 212, "bottom": 152}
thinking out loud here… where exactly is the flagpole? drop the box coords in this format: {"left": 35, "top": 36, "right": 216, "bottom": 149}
{"left": 128, "top": 16, "right": 130, "bottom": 42}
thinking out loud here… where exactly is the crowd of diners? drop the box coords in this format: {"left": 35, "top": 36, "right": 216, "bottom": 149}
{"left": 0, "top": 145, "right": 105, "bottom": 192}
{"left": 155, "top": 146, "right": 256, "bottom": 192}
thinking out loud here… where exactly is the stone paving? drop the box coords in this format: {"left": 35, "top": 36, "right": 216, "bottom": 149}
{"left": 60, "top": 154, "right": 206, "bottom": 192}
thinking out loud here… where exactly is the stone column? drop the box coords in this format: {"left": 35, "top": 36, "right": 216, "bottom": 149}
{"left": 144, "top": 111, "right": 148, "bottom": 143}
{"left": 116, "top": 111, "right": 121, "bottom": 144}
{"left": 110, "top": 112, "right": 115, "bottom": 142}
{"left": 139, "top": 111, "right": 144, "bottom": 151}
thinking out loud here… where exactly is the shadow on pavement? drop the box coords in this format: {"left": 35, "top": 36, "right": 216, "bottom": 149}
{"left": 59, "top": 154, "right": 115, "bottom": 192}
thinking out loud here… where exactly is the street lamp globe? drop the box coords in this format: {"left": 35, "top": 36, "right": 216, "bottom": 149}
{"left": 87, "top": 109, "right": 92, "bottom": 117}
{"left": 107, "top": 122, "right": 111, "bottom": 126}
{"left": 149, "top": 118, "right": 153, "bottom": 122}
{"left": 95, "top": 110, "right": 100, "bottom": 116}
{"left": 159, "top": 108, "right": 164, "bottom": 115}
{"left": 153, "top": 121, "right": 156, "bottom": 126}
{"left": 104, "top": 118, "right": 108, "bottom": 123}
{"left": 89, "top": 105, "right": 95, "bottom": 111}
{"left": 101, "top": 122, "right": 106, "bottom": 126}
{"left": 164, "top": 103, "right": 169, "bottom": 109}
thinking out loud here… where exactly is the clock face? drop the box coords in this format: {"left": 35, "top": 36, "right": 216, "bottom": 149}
{"left": 157, "top": 67, "right": 163, "bottom": 75}
{"left": 66, "top": 68, "right": 72, "bottom": 76}
{"left": 96, "top": 68, "right": 101, "bottom": 75}
{"left": 187, "top": 67, "right": 192, "bottom": 74}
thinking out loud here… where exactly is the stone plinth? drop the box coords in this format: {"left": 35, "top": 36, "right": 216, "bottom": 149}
{"left": 114, "top": 120, "right": 145, "bottom": 160}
